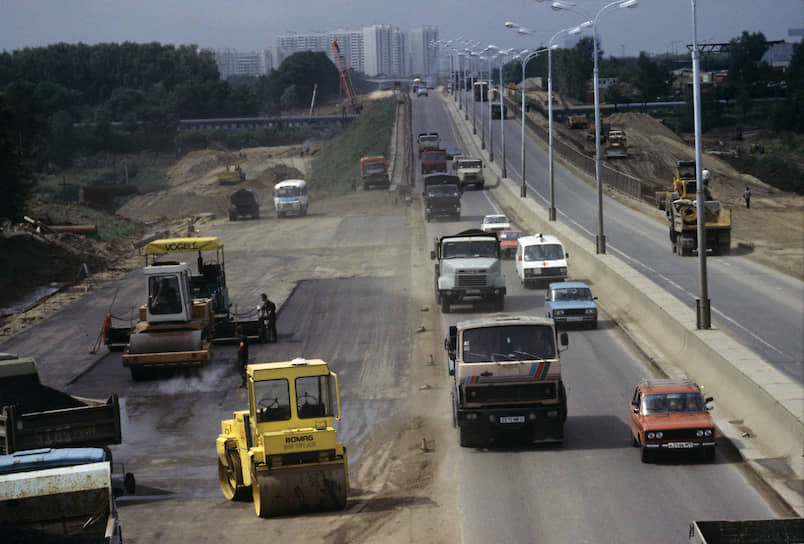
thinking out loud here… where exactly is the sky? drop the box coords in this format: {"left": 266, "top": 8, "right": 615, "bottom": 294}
{"left": 0, "top": 0, "right": 801, "bottom": 58}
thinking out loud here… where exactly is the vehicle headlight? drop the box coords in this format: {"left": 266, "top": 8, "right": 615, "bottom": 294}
{"left": 547, "top": 410, "right": 558, "bottom": 418}
{"left": 655, "top": 431, "right": 663, "bottom": 439}
{"left": 585, "top": 309, "right": 596, "bottom": 315}
{"left": 696, "top": 430, "right": 704, "bottom": 437}
{"left": 466, "top": 413, "right": 477, "bottom": 420}
{"left": 704, "top": 429, "right": 713, "bottom": 437}
{"left": 489, "top": 415, "right": 496, "bottom": 423}
{"left": 559, "top": 267, "right": 567, "bottom": 274}
{"left": 554, "top": 310, "right": 565, "bottom": 316}
{"left": 647, "top": 432, "right": 655, "bottom": 439}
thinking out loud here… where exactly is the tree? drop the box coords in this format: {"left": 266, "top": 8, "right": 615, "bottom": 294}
{"left": 0, "top": 81, "right": 45, "bottom": 220}
{"left": 634, "top": 52, "right": 672, "bottom": 102}
{"left": 272, "top": 51, "right": 339, "bottom": 108}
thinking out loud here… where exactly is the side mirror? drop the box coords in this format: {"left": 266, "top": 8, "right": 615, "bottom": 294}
{"left": 560, "top": 332, "right": 569, "bottom": 346}
{"left": 633, "top": 406, "right": 639, "bottom": 414}
{"left": 430, "top": 250, "right": 436, "bottom": 260}
{"left": 565, "top": 252, "right": 569, "bottom": 259}
{"left": 705, "top": 396, "right": 713, "bottom": 403}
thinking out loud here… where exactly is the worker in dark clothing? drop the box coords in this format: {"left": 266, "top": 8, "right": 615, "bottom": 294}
{"left": 259, "top": 293, "right": 278, "bottom": 343}
{"left": 743, "top": 186, "right": 751, "bottom": 209}
{"left": 237, "top": 325, "right": 248, "bottom": 387}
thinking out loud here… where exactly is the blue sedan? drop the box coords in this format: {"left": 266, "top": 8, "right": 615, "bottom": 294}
{"left": 545, "top": 281, "right": 598, "bottom": 329}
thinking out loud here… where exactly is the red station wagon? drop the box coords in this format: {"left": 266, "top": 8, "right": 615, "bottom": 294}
{"left": 629, "top": 378, "right": 716, "bottom": 463}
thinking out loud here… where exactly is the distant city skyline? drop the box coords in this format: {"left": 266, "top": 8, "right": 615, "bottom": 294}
{"left": 1, "top": 1, "right": 801, "bottom": 61}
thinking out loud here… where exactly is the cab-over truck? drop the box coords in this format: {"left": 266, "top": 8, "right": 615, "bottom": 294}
{"left": 446, "top": 315, "right": 569, "bottom": 447}
{"left": 431, "top": 229, "right": 506, "bottom": 313}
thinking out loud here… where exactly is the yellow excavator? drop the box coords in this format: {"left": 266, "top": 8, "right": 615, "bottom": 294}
{"left": 216, "top": 358, "right": 349, "bottom": 517}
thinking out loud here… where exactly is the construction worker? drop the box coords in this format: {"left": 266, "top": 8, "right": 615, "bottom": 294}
{"left": 237, "top": 325, "right": 248, "bottom": 387}
{"left": 259, "top": 293, "right": 278, "bottom": 343}
{"left": 702, "top": 170, "right": 713, "bottom": 200}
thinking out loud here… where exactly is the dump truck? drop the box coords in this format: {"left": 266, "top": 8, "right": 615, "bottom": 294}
{"left": 229, "top": 188, "right": 259, "bottom": 220}
{"left": 0, "top": 447, "right": 123, "bottom": 543}
{"left": 417, "top": 132, "right": 441, "bottom": 157}
{"left": 431, "top": 229, "right": 506, "bottom": 313}
{"left": 491, "top": 101, "right": 508, "bottom": 119}
{"left": 0, "top": 353, "right": 122, "bottom": 455}
{"left": 423, "top": 175, "right": 461, "bottom": 222}
{"left": 605, "top": 128, "right": 628, "bottom": 158}
{"left": 689, "top": 518, "right": 803, "bottom": 543}
{"left": 455, "top": 157, "right": 484, "bottom": 189}
{"left": 667, "top": 198, "right": 732, "bottom": 256}
{"left": 421, "top": 149, "right": 448, "bottom": 175}
{"left": 656, "top": 160, "right": 699, "bottom": 210}
{"left": 107, "top": 237, "right": 271, "bottom": 358}
{"left": 446, "top": 315, "right": 569, "bottom": 447}
{"left": 360, "top": 156, "right": 390, "bottom": 190}
{"left": 216, "top": 358, "right": 349, "bottom": 517}
{"left": 567, "top": 114, "right": 588, "bottom": 129}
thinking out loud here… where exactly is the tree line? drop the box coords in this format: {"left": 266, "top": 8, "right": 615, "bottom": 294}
{"left": 497, "top": 32, "right": 802, "bottom": 132}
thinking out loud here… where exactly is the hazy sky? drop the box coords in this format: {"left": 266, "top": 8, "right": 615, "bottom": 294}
{"left": 1, "top": 1, "right": 801, "bottom": 58}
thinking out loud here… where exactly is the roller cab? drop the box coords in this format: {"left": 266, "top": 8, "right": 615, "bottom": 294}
{"left": 217, "top": 358, "right": 349, "bottom": 517}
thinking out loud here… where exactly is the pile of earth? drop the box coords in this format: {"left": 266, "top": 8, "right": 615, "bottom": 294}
{"left": 118, "top": 146, "right": 310, "bottom": 222}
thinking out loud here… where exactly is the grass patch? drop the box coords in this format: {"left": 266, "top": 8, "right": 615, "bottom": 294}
{"left": 310, "top": 98, "right": 396, "bottom": 196}
{"left": 25, "top": 201, "right": 141, "bottom": 242}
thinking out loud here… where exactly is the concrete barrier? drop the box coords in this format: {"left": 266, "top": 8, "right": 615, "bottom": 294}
{"left": 441, "top": 90, "right": 804, "bottom": 514}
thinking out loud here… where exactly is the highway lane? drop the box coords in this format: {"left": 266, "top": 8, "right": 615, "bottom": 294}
{"left": 414, "top": 92, "right": 782, "bottom": 542}
{"left": 460, "top": 91, "right": 803, "bottom": 381}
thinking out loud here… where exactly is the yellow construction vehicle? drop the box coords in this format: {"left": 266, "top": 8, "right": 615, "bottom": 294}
{"left": 656, "top": 160, "right": 698, "bottom": 210}
{"left": 567, "top": 114, "right": 588, "bottom": 129}
{"left": 604, "top": 128, "right": 628, "bottom": 159}
{"left": 216, "top": 358, "right": 349, "bottom": 517}
{"left": 121, "top": 238, "right": 218, "bottom": 380}
{"left": 216, "top": 164, "right": 246, "bottom": 185}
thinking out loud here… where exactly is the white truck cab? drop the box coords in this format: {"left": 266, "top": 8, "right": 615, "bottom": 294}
{"left": 274, "top": 179, "right": 308, "bottom": 218}
{"left": 515, "top": 233, "right": 568, "bottom": 288}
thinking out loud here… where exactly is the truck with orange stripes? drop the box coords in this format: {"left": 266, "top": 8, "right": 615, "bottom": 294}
{"left": 445, "top": 315, "right": 568, "bottom": 447}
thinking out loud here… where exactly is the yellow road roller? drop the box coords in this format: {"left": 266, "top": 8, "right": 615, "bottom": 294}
{"left": 216, "top": 358, "right": 349, "bottom": 517}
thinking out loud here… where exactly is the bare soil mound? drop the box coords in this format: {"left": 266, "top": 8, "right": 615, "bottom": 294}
{"left": 118, "top": 146, "right": 310, "bottom": 222}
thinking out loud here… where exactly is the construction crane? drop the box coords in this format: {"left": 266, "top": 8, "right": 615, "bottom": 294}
{"left": 332, "top": 39, "right": 361, "bottom": 113}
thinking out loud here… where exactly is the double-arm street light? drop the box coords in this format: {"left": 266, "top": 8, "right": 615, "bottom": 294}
{"left": 512, "top": 47, "right": 552, "bottom": 198}
{"left": 483, "top": 46, "right": 500, "bottom": 158}
{"left": 506, "top": 22, "right": 587, "bottom": 220}
{"left": 496, "top": 48, "right": 515, "bottom": 178}
{"left": 544, "top": 0, "right": 638, "bottom": 253}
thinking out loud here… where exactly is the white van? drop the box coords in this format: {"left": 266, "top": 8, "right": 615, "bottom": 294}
{"left": 273, "top": 179, "right": 308, "bottom": 218}
{"left": 515, "top": 233, "right": 568, "bottom": 288}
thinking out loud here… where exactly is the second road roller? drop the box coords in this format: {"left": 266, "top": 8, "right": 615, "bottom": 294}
{"left": 216, "top": 358, "right": 349, "bottom": 517}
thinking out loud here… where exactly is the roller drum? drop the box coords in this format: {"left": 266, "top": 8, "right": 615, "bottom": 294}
{"left": 252, "top": 462, "right": 348, "bottom": 517}
{"left": 128, "top": 329, "right": 202, "bottom": 354}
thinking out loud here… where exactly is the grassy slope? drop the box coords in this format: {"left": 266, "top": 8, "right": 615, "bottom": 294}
{"left": 310, "top": 98, "right": 396, "bottom": 196}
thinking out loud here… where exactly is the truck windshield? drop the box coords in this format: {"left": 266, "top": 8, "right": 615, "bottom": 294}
{"left": 364, "top": 163, "right": 386, "bottom": 174}
{"left": 462, "top": 325, "right": 555, "bottom": 362}
{"left": 459, "top": 160, "right": 481, "bottom": 169}
{"left": 524, "top": 244, "right": 564, "bottom": 261}
{"left": 427, "top": 185, "right": 460, "bottom": 197}
{"left": 642, "top": 392, "right": 705, "bottom": 415}
{"left": 276, "top": 187, "right": 301, "bottom": 198}
{"left": 442, "top": 240, "right": 497, "bottom": 258}
{"left": 424, "top": 151, "right": 446, "bottom": 161}
{"left": 679, "top": 165, "right": 696, "bottom": 178}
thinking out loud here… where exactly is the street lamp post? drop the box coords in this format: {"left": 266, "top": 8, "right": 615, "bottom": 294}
{"left": 485, "top": 47, "right": 499, "bottom": 160}
{"left": 507, "top": 22, "right": 582, "bottom": 221}
{"left": 690, "top": 0, "right": 711, "bottom": 329}
{"left": 498, "top": 49, "right": 514, "bottom": 178}
{"left": 548, "top": 0, "right": 638, "bottom": 253}
{"left": 513, "top": 48, "right": 549, "bottom": 198}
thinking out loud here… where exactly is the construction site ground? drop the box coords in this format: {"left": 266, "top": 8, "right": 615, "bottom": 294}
{"left": 1, "top": 91, "right": 802, "bottom": 341}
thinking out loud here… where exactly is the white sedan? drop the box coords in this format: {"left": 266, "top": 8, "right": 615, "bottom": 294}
{"left": 480, "top": 214, "right": 511, "bottom": 233}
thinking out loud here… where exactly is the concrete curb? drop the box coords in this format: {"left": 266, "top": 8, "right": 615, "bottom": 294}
{"left": 439, "top": 90, "right": 804, "bottom": 515}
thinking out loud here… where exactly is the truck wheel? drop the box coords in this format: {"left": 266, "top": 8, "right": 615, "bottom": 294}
{"left": 458, "top": 426, "right": 476, "bottom": 448}
{"left": 441, "top": 296, "right": 450, "bottom": 313}
{"left": 494, "top": 294, "right": 505, "bottom": 311}
{"left": 218, "top": 456, "right": 250, "bottom": 501}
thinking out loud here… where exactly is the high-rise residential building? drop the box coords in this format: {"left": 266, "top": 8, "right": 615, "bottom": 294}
{"left": 213, "top": 49, "right": 272, "bottom": 78}
{"left": 363, "top": 24, "right": 408, "bottom": 77}
{"left": 409, "top": 26, "right": 439, "bottom": 76}
{"left": 277, "top": 30, "right": 364, "bottom": 73}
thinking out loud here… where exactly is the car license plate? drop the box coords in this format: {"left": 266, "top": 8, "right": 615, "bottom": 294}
{"left": 667, "top": 442, "right": 695, "bottom": 449}
{"left": 499, "top": 416, "right": 525, "bottom": 424}
{"left": 567, "top": 316, "right": 583, "bottom": 322}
